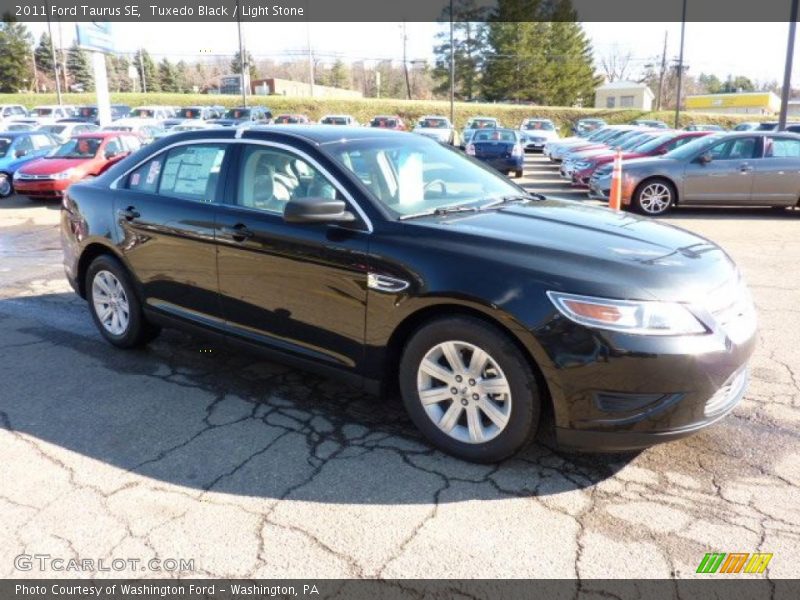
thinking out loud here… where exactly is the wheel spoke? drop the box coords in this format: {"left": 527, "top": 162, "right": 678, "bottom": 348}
{"left": 480, "top": 376, "right": 509, "bottom": 394}
{"left": 467, "top": 346, "right": 489, "bottom": 376}
{"left": 96, "top": 305, "right": 113, "bottom": 323}
{"left": 465, "top": 404, "right": 484, "bottom": 443}
{"left": 419, "top": 358, "right": 454, "bottom": 384}
{"left": 478, "top": 397, "right": 510, "bottom": 429}
{"left": 439, "top": 341, "right": 465, "bottom": 373}
{"left": 419, "top": 386, "right": 453, "bottom": 405}
{"left": 438, "top": 400, "right": 463, "bottom": 433}
{"left": 95, "top": 273, "right": 112, "bottom": 296}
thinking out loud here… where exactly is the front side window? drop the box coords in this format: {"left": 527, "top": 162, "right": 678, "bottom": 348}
{"left": 236, "top": 145, "right": 338, "bottom": 215}
{"left": 14, "top": 136, "right": 34, "bottom": 154}
{"left": 324, "top": 136, "right": 521, "bottom": 218}
{"left": 706, "top": 137, "right": 758, "bottom": 160}
{"left": 126, "top": 143, "right": 226, "bottom": 201}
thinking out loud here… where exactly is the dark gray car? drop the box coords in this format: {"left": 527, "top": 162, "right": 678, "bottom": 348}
{"left": 588, "top": 131, "right": 800, "bottom": 215}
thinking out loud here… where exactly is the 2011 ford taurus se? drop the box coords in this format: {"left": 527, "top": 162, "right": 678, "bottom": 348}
{"left": 60, "top": 126, "right": 757, "bottom": 463}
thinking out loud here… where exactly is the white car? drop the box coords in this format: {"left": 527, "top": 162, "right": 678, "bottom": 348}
{"left": 319, "top": 114, "right": 359, "bottom": 126}
{"left": 128, "top": 106, "right": 174, "bottom": 125}
{"left": 36, "top": 122, "right": 99, "bottom": 144}
{"left": 460, "top": 117, "right": 500, "bottom": 148}
{"left": 0, "top": 104, "right": 28, "bottom": 122}
{"left": 413, "top": 115, "right": 455, "bottom": 145}
{"left": 103, "top": 119, "right": 164, "bottom": 144}
{"left": 519, "top": 118, "right": 560, "bottom": 152}
{"left": 16, "top": 105, "right": 73, "bottom": 125}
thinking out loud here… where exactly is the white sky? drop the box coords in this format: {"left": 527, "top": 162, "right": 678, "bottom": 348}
{"left": 24, "top": 21, "right": 800, "bottom": 84}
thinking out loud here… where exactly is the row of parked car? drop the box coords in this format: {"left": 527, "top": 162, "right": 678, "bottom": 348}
{"left": 543, "top": 123, "right": 800, "bottom": 215}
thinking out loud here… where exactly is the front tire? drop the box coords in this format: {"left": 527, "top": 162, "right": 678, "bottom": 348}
{"left": 633, "top": 178, "right": 675, "bottom": 216}
{"left": 399, "top": 316, "right": 541, "bottom": 463}
{"left": 0, "top": 172, "right": 13, "bottom": 198}
{"left": 86, "top": 254, "right": 160, "bottom": 348}
{"left": 515, "top": 169, "right": 524, "bottom": 178}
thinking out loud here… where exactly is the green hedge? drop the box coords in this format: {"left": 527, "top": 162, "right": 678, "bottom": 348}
{"left": 0, "top": 92, "right": 759, "bottom": 133}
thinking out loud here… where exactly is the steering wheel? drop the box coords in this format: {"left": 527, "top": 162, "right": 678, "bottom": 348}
{"left": 424, "top": 179, "right": 447, "bottom": 195}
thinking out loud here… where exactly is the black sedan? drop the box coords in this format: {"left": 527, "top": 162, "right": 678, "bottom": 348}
{"left": 60, "top": 127, "right": 756, "bottom": 462}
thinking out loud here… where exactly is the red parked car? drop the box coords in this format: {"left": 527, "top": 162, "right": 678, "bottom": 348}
{"left": 369, "top": 115, "right": 406, "bottom": 130}
{"left": 12, "top": 132, "right": 142, "bottom": 199}
{"left": 570, "top": 131, "right": 713, "bottom": 187}
{"left": 273, "top": 114, "right": 310, "bottom": 124}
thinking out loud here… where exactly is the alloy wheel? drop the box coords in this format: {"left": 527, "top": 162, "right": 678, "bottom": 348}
{"left": 0, "top": 174, "right": 11, "bottom": 197}
{"left": 638, "top": 182, "right": 672, "bottom": 215}
{"left": 91, "top": 270, "right": 131, "bottom": 336}
{"left": 416, "top": 340, "right": 512, "bottom": 444}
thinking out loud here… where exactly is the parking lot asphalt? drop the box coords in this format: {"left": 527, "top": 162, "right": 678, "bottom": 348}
{"left": 1, "top": 154, "right": 799, "bottom": 579}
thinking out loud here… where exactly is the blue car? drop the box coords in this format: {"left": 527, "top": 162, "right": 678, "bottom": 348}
{"left": 0, "top": 131, "right": 59, "bottom": 197}
{"left": 465, "top": 128, "right": 525, "bottom": 178}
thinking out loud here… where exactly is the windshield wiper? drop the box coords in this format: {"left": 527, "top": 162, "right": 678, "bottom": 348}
{"left": 479, "top": 192, "right": 545, "bottom": 211}
{"left": 399, "top": 204, "right": 479, "bottom": 221}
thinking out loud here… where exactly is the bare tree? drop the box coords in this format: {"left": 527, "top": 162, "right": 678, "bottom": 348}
{"left": 600, "top": 45, "right": 633, "bottom": 83}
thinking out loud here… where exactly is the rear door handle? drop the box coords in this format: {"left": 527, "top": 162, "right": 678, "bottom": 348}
{"left": 117, "top": 206, "right": 140, "bottom": 220}
{"left": 221, "top": 223, "right": 254, "bottom": 242}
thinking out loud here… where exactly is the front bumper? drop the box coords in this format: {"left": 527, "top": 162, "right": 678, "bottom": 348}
{"left": 477, "top": 155, "right": 523, "bottom": 173}
{"left": 14, "top": 179, "right": 70, "bottom": 197}
{"left": 535, "top": 305, "right": 757, "bottom": 452}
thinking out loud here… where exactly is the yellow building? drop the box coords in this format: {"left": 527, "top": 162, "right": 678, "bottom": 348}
{"left": 685, "top": 92, "right": 781, "bottom": 115}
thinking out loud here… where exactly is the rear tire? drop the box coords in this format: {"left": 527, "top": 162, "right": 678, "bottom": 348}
{"left": 515, "top": 169, "right": 524, "bottom": 178}
{"left": 399, "top": 316, "right": 541, "bottom": 463}
{"left": 85, "top": 254, "right": 160, "bottom": 349}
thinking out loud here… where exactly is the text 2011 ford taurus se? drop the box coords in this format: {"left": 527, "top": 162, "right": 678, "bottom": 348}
{"left": 60, "top": 126, "right": 757, "bottom": 463}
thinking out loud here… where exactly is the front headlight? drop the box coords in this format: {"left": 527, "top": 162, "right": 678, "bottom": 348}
{"left": 53, "top": 168, "right": 76, "bottom": 180}
{"left": 574, "top": 161, "right": 593, "bottom": 170}
{"left": 547, "top": 291, "right": 708, "bottom": 336}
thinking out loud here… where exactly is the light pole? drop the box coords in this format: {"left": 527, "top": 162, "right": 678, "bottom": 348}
{"left": 237, "top": 0, "right": 247, "bottom": 106}
{"left": 779, "top": 0, "right": 799, "bottom": 130}
{"left": 449, "top": 0, "right": 455, "bottom": 126}
{"left": 674, "top": 0, "right": 687, "bottom": 128}
{"left": 44, "top": 0, "right": 62, "bottom": 105}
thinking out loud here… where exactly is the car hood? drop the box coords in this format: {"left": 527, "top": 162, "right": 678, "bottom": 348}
{"left": 522, "top": 130, "right": 558, "bottom": 139}
{"left": 415, "top": 128, "right": 451, "bottom": 140}
{"left": 412, "top": 199, "right": 737, "bottom": 302}
{"left": 19, "top": 157, "right": 92, "bottom": 175}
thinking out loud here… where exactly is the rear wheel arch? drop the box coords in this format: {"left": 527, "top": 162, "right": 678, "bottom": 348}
{"left": 383, "top": 303, "right": 553, "bottom": 412}
{"left": 76, "top": 243, "right": 128, "bottom": 298}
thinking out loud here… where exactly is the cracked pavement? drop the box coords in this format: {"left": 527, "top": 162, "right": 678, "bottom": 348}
{"left": 1, "top": 155, "right": 799, "bottom": 580}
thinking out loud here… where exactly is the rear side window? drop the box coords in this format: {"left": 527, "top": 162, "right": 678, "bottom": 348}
{"left": 767, "top": 137, "right": 800, "bottom": 158}
{"left": 127, "top": 143, "right": 227, "bottom": 202}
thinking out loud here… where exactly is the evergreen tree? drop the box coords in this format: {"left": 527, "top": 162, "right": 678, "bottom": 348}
{"left": 34, "top": 32, "right": 54, "bottom": 73}
{"left": 0, "top": 17, "right": 34, "bottom": 93}
{"left": 175, "top": 60, "right": 189, "bottom": 92}
{"left": 328, "top": 59, "right": 350, "bottom": 89}
{"left": 158, "top": 58, "right": 178, "bottom": 92}
{"left": 134, "top": 49, "right": 159, "bottom": 92}
{"left": 231, "top": 49, "right": 257, "bottom": 80}
{"left": 432, "top": 0, "right": 489, "bottom": 101}
{"left": 66, "top": 42, "right": 93, "bottom": 91}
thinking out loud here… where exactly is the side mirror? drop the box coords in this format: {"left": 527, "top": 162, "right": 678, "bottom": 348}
{"left": 283, "top": 197, "right": 356, "bottom": 224}
{"left": 105, "top": 150, "right": 119, "bottom": 159}
{"left": 698, "top": 152, "right": 713, "bottom": 164}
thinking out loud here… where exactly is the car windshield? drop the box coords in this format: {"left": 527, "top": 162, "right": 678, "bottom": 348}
{"left": 524, "top": 120, "right": 554, "bottom": 130}
{"left": 40, "top": 125, "right": 66, "bottom": 135}
{"left": 33, "top": 108, "right": 53, "bottom": 116}
{"left": 633, "top": 133, "right": 677, "bottom": 154}
{"left": 79, "top": 107, "right": 98, "bottom": 118}
{"left": 756, "top": 123, "right": 777, "bottom": 131}
{"left": 49, "top": 137, "right": 102, "bottom": 158}
{"left": 419, "top": 118, "right": 448, "bottom": 128}
{"left": 371, "top": 118, "right": 398, "bottom": 127}
{"left": 324, "top": 135, "right": 521, "bottom": 218}
{"left": 130, "top": 108, "right": 155, "bottom": 118}
{"left": 225, "top": 109, "right": 251, "bottom": 119}
{"left": 473, "top": 130, "right": 517, "bottom": 142}
{"left": 620, "top": 133, "right": 659, "bottom": 151}
{"left": 469, "top": 119, "right": 497, "bottom": 129}
{"left": 322, "top": 116, "right": 348, "bottom": 125}
{"left": 276, "top": 115, "right": 303, "bottom": 123}
{"left": 105, "top": 126, "right": 133, "bottom": 132}
{"left": 177, "top": 108, "right": 202, "bottom": 119}
{"left": 0, "top": 137, "right": 10, "bottom": 157}
{"left": 663, "top": 133, "right": 725, "bottom": 160}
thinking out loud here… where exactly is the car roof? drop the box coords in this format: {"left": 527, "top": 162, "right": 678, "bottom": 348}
{"left": 74, "top": 131, "right": 130, "bottom": 139}
{"left": 0, "top": 131, "right": 30, "bottom": 139}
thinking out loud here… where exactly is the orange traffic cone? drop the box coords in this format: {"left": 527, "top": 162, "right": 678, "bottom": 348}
{"left": 609, "top": 149, "right": 622, "bottom": 211}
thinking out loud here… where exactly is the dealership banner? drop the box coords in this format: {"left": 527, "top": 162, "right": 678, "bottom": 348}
{"left": 1, "top": 0, "right": 799, "bottom": 22}
{"left": 4, "top": 579, "right": 800, "bottom": 599}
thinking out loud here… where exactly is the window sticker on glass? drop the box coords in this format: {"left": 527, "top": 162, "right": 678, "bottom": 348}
{"left": 130, "top": 173, "right": 141, "bottom": 186}
{"left": 146, "top": 160, "right": 161, "bottom": 184}
{"left": 159, "top": 145, "right": 225, "bottom": 201}
{"left": 397, "top": 152, "right": 424, "bottom": 206}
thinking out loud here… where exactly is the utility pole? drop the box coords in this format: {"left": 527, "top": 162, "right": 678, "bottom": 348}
{"left": 237, "top": 1, "right": 247, "bottom": 106}
{"left": 656, "top": 30, "right": 668, "bottom": 111}
{"left": 674, "top": 0, "right": 687, "bottom": 128}
{"left": 57, "top": 18, "right": 67, "bottom": 95}
{"left": 139, "top": 51, "right": 147, "bottom": 93}
{"left": 779, "top": 0, "right": 799, "bottom": 130}
{"left": 44, "top": 0, "right": 62, "bottom": 105}
{"left": 306, "top": 22, "right": 315, "bottom": 97}
{"left": 402, "top": 23, "right": 412, "bottom": 100}
{"left": 449, "top": 0, "right": 455, "bottom": 126}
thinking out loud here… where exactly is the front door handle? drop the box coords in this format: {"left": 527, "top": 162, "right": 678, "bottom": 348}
{"left": 739, "top": 164, "right": 753, "bottom": 173}
{"left": 221, "top": 223, "right": 254, "bottom": 242}
{"left": 117, "top": 206, "right": 140, "bottom": 221}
